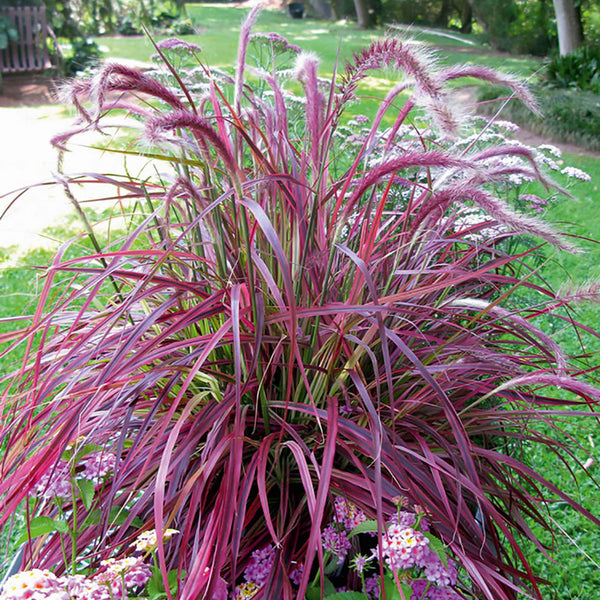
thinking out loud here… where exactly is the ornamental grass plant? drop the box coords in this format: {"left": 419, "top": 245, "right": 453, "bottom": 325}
{"left": 1, "top": 8, "right": 599, "bottom": 600}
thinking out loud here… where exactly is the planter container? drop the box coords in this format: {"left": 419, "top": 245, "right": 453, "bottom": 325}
{"left": 288, "top": 2, "right": 305, "bottom": 18}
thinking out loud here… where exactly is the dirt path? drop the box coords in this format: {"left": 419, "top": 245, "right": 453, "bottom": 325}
{"left": 0, "top": 75, "right": 149, "bottom": 258}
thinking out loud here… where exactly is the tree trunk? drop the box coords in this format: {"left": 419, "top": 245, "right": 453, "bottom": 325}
{"left": 459, "top": 0, "right": 473, "bottom": 34}
{"left": 436, "top": 0, "right": 452, "bottom": 28}
{"left": 353, "top": 0, "right": 371, "bottom": 28}
{"left": 308, "top": 0, "right": 334, "bottom": 20}
{"left": 552, "top": 0, "right": 584, "bottom": 55}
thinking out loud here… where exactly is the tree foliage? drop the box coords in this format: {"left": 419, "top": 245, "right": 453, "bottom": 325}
{"left": 2, "top": 11, "right": 600, "bottom": 599}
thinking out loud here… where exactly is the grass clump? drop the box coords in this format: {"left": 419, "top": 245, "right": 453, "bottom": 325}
{"left": 1, "top": 8, "right": 600, "bottom": 600}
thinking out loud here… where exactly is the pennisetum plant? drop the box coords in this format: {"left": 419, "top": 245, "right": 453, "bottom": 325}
{"left": 0, "top": 8, "right": 599, "bottom": 600}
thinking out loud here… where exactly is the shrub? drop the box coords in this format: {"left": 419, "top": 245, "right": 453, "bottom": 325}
{"left": 171, "top": 17, "right": 195, "bottom": 36}
{"left": 66, "top": 37, "right": 102, "bottom": 75}
{"left": 545, "top": 45, "right": 600, "bottom": 93}
{"left": 1, "top": 9, "right": 599, "bottom": 599}
{"left": 116, "top": 16, "right": 142, "bottom": 36}
{"left": 477, "top": 83, "right": 600, "bottom": 152}
{"left": 0, "top": 14, "right": 18, "bottom": 51}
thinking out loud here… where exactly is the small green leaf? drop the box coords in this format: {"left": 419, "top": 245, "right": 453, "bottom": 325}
{"left": 53, "top": 519, "right": 70, "bottom": 534}
{"left": 145, "top": 568, "right": 182, "bottom": 600}
{"left": 348, "top": 519, "right": 378, "bottom": 537}
{"left": 400, "top": 582, "right": 412, "bottom": 599}
{"left": 76, "top": 478, "right": 96, "bottom": 510}
{"left": 16, "top": 516, "right": 69, "bottom": 544}
{"left": 167, "top": 569, "right": 181, "bottom": 593}
{"left": 86, "top": 506, "right": 143, "bottom": 530}
{"left": 147, "top": 572, "right": 167, "bottom": 600}
{"left": 74, "top": 443, "right": 103, "bottom": 462}
{"left": 324, "top": 592, "right": 369, "bottom": 599}
{"left": 306, "top": 578, "right": 337, "bottom": 599}
{"left": 324, "top": 558, "right": 341, "bottom": 575}
{"left": 424, "top": 531, "right": 448, "bottom": 567}
{"left": 306, "top": 588, "right": 321, "bottom": 600}
{"left": 383, "top": 574, "right": 410, "bottom": 600}
{"left": 323, "top": 578, "right": 337, "bottom": 595}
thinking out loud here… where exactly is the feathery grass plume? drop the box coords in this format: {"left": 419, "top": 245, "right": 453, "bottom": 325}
{"left": 340, "top": 38, "right": 441, "bottom": 102}
{"left": 436, "top": 65, "right": 541, "bottom": 116}
{"left": 1, "top": 18, "right": 599, "bottom": 600}
{"left": 558, "top": 281, "right": 600, "bottom": 305}
{"left": 235, "top": 5, "right": 261, "bottom": 116}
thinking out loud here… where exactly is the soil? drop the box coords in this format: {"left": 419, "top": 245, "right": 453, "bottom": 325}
{"left": 0, "top": 72, "right": 59, "bottom": 107}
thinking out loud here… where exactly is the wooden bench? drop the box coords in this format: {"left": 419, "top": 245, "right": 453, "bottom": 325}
{"left": 0, "top": 5, "right": 51, "bottom": 74}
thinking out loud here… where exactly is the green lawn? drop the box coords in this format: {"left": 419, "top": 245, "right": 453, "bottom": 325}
{"left": 99, "top": 4, "right": 541, "bottom": 76}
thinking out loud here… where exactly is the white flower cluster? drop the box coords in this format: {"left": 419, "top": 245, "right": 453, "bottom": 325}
{"left": 561, "top": 166, "right": 592, "bottom": 181}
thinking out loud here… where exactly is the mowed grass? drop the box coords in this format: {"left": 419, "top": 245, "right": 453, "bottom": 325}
{"left": 100, "top": 3, "right": 541, "bottom": 75}
{"left": 1, "top": 6, "right": 599, "bottom": 598}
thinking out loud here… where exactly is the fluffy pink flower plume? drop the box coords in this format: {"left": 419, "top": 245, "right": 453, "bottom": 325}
{"left": 557, "top": 281, "right": 600, "bottom": 305}
{"left": 342, "top": 38, "right": 440, "bottom": 102}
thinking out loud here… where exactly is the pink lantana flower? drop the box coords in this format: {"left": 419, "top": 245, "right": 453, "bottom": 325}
{"left": 0, "top": 570, "right": 68, "bottom": 600}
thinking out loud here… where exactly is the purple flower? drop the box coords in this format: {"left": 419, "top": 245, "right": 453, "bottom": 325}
{"left": 410, "top": 579, "right": 462, "bottom": 599}
{"left": 321, "top": 524, "right": 352, "bottom": 564}
{"left": 561, "top": 166, "right": 591, "bottom": 181}
{"left": 333, "top": 497, "right": 367, "bottom": 530}
{"left": 364, "top": 574, "right": 380, "bottom": 599}
{"left": 156, "top": 38, "right": 201, "bottom": 53}
{"left": 234, "top": 581, "right": 259, "bottom": 599}
{"left": 60, "top": 574, "right": 111, "bottom": 600}
{"left": 0, "top": 570, "right": 69, "bottom": 600}
{"left": 354, "top": 114, "right": 371, "bottom": 125}
{"left": 243, "top": 545, "right": 275, "bottom": 587}
{"left": 123, "top": 562, "right": 152, "bottom": 589}
{"left": 82, "top": 452, "right": 116, "bottom": 480}
{"left": 289, "top": 564, "right": 303, "bottom": 586}
{"left": 350, "top": 553, "right": 372, "bottom": 574}
{"left": 379, "top": 525, "right": 429, "bottom": 571}
{"left": 417, "top": 548, "right": 457, "bottom": 588}
{"left": 93, "top": 557, "right": 152, "bottom": 598}
{"left": 250, "top": 32, "right": 301, "bottom": 54}
{"left": 34, "top": 461, "right": 72, "bottom": 500}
